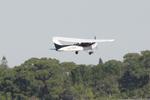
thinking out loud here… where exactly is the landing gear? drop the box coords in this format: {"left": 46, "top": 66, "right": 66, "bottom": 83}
{"left": 75, "top": 51, "right": 79, "bottom": 54}
{"left": 89, "top": 51, "right": 94, "bottom": 55}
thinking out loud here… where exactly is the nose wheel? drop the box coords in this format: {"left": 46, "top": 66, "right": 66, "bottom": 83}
{"left": 75, "top": 51, "right": 79, "bottom": 54}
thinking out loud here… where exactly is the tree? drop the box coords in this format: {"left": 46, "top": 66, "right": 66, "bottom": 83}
{"left": 0, "top": 50, "right": 150, "bottom": 99}
{"left": 0, "top": 69, "right": 17, "bottom": 100}
{"left": 98, "top": 58, "right": 103, "bottom": 65}
{"left": 70, "top": 65, "right": 92, "bottom": 85}
{"left": 0, "top": 56, "right": 8, "bottom": 68}
{"left": 119, "top": 52, "right": 149, "bottom": 98}
{"left": 91, "top": 60, "right": 122, "bottom": 98}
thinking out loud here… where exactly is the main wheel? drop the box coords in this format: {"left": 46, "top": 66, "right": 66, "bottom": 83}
{"left": 89, "top": 51, "right": 93, "bottom": 55}
{"left": 75, "top": 51, "right": 79, "bottom": 54}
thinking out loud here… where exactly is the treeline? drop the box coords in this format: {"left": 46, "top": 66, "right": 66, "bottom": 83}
{"left": 0, "top": 50, "right": 150, "bottom": 100}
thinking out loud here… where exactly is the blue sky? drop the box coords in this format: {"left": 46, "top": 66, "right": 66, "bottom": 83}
{"left": 0, "top": 0, "right": 150, "bottom": 67}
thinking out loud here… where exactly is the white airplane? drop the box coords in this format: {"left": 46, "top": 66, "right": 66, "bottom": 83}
{"left": 52, "top": 36, "right": 115, "bottom": 55}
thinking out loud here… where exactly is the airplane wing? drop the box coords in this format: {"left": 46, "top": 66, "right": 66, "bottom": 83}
{"left": 53, "top": 37, "right": 115, "bottom": 44}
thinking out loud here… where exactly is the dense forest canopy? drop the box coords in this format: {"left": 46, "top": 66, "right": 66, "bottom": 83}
{"left": 0, "top": 50, "right": 150, "bottom": 100}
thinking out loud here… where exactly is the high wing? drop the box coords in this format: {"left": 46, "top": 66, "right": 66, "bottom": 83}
{"left": 53, "top": 37, "right": 115, "bottom": 45}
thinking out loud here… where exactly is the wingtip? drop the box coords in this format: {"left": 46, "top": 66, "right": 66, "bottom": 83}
{"left": 111, "top": 39, "right": 115, "bottom": 42}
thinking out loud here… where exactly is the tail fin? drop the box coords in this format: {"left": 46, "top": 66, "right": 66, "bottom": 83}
{"left": 54, "top": 43, "right": 63, "bottom": 51}
{"left": 54, "top": 43, "right": 69, "bottom": 51}
{"left": 94, "top": 36, "right": 96, "bottom": 40}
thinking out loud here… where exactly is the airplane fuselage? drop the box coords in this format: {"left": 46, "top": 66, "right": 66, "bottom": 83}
{"left": 58, "top": 45, "right": 83, "bottom": 51}
{"left": 55, "top": 42, "right": 98, "bottom": 52}
{"left": 52, "top": 36, "right": 114, "bottom": 55}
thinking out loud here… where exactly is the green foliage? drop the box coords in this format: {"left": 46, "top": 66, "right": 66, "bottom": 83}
{"left": 0, "top": 50, "right": 150, "bottom": 99}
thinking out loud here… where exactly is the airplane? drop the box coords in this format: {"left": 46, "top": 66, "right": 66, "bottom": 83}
{"left": 52, "top": 36, "right": 115, "bottom": 55}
